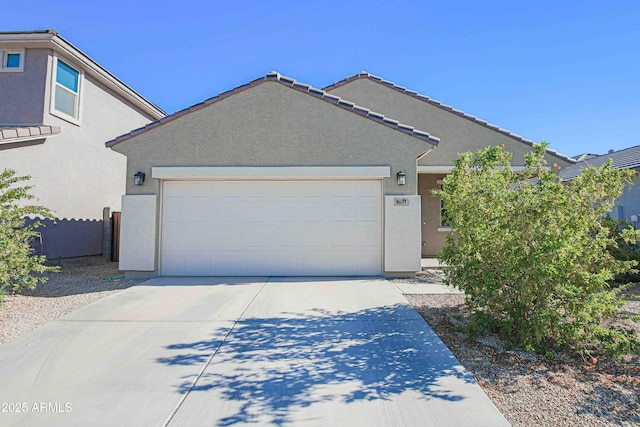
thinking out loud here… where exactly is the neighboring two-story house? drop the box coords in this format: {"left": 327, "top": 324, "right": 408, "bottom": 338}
{"left": 0, "top": 29, "right": 165, "bottom": 259}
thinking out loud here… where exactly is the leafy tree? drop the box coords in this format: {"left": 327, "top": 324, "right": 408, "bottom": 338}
{"left": 434, "top": 143, "right": 640, "bottom": 358}
{"left": 0, "top": 169, "right": 59, "bottom": 304}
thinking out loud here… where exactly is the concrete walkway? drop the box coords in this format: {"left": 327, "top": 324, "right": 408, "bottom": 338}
{"left": 0, "top": 277, "right": 507, "bottom": 427}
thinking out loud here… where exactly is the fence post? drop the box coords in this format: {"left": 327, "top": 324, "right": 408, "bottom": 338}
{"left": 111, "top": 211, "right": 121, "bottom": 262}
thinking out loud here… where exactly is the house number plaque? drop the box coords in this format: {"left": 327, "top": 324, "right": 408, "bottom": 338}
{"left": 393, "top": 197, "right": 410, "bottom": 206}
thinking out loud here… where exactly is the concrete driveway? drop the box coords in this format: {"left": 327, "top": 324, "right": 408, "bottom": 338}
{"left": 0, "top": 277, "right": 509, "bottom": 427}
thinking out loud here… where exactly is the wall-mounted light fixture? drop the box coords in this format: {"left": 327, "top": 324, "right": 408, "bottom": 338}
{"left": 397, "top": 171, "right": 406, "bottom": 186}
{"left": 134, "top": 171, "right": 146, "bottom": 186}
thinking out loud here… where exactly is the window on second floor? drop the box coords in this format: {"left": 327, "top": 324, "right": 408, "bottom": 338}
{"left": 0, "top": 49, "right": 25, "bottom": 72}
{"left": 52, "top": 58, "right": 82, "bottom": 122}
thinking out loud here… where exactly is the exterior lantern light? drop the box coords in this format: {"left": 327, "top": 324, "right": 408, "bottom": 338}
{"left": 632, "top": 215, "right": 638, "bottom": 225}
{"left": 397, "top": 171, "right": 406, "bottom": 186}
{"left": 134, "top": 171, "right": 146, "bottom": 186}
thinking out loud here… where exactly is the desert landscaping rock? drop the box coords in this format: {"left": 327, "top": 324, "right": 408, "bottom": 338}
{"left": 0, "top": 257, "right": 142, "bottom": 344}
{"left": 404, "top": 284, "right": 640, "bottom": 427}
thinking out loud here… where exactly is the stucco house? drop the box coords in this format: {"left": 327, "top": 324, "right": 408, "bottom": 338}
{"left": 107, "top": 71, "right": 574, "bottom": 278}
{"left": 559, "top": 144, "right": 640, "bottom": 223}
{"left": 0, "top": 29, "right": 165, "bottom": 259}
{"left": 323, "top": 72, "right": 576, "bottom": 256}
{"left": 107, "top": 72, "right": 438, "bottom": 277}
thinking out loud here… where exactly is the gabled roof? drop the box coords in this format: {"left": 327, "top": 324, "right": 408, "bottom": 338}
{"left": 559, "top": 144, "right": 640, "bottom": 180}
{"left": 0, "top": 29, "right": 165, "bottom": 120}
{"left": 0, "top": 125, "right": 62, "bottom": 145}
{"left": 106, "top": 72, "right": 440, "bottom": 148}
{"left": 324, "top": 72, "right": 576, "bottom": 164}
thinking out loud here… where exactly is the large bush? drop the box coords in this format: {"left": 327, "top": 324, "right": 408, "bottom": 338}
{"left": 434, "top": 143, "right": 640, "bottom": 357}
{"left": 0, "top": 169, "right": 58, "bottom": 304}
{"left": 602, "top": 217, "right": 640, "bottom": 283}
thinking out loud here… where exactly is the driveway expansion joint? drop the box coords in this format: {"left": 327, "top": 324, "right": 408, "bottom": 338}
{"left": 162, "top": 278, "right": 271, "bottom": 427}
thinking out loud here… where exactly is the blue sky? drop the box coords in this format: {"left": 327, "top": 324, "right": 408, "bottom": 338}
{"left": 5, "top": 0, "right": 640, "bottom": 157}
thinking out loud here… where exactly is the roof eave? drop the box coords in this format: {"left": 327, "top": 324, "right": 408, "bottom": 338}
{"left": 106, "top": 72, "right": 440, "bottom": 149}
{"left": 0, "top": 30, "right": 166, "bottom": 120}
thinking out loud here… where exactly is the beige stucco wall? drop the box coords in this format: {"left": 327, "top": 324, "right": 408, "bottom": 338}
{"left": 419, "top": 173, "right": 449, "bottom": 257}
{"left": 119, "top": 195, "right": 157, "bottom": 271}
{"left": 327, "top": 78, "right": 572, "bottom": 168}
{"left": 384, "top": 195, "right": 422, "bottom": 272}
{"left": 112, "top": 81, "right": 432, "bottom": 276}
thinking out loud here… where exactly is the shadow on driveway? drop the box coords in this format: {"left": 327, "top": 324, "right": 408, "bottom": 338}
{"left": 158, "top": 303, "right": 476, "bottom": 426}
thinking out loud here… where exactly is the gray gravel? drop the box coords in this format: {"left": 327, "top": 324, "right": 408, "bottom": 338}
{"left": 403, "top": 283, "right": 640, "bottom": 427}
{"left": 0, "top": 256, "right": 142, "bottom": 344}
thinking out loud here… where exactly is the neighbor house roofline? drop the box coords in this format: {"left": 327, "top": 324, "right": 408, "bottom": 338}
{"left": 324, "top": 71, "right": 576, "bottom": 164}
{"left": 0, "top": 29, "right": 166, "bottom": 120}
{"left": 105, "top": 71, "right": 440, "bottom": 148}
{"left": 559, "top": 144, "right": 640, "bottom": 181}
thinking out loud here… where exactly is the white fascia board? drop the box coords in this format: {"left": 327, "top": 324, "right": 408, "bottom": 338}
{"left": 0, "top": 32, "right": 165, "bottom": 119}
{"left": 152, "top": 166, "right": 392, "bottom": 180}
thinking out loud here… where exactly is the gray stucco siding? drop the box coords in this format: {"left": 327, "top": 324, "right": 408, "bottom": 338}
{"left": 0, "top": 48, "right": 49, "bottom": 124}
{"left": 327, "top": 78, "right": 572, "bottom": 167}
{"left": 113, "top": 81, "right": 430, "bottom": 196}
{"left": 611, "top": 176, "right": 640, "bottom": 223}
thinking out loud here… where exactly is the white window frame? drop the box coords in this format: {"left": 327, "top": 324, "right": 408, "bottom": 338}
{"left": 436, "top": 179, "right": 452, "bottom": 232}
{"left": 50, "top": 55, "right": 83, "bottom": 125}
{"left": 0, "top": 48, "right": 25, "bottom": 72}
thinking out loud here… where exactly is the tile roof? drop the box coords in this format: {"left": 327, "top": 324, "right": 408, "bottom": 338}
{"left": 105, "top": 72, "right": 440, "bottom": 148}
{"left": 0, "top": 125, "right": 62, "bottom": 145}
{"left": 559, "top": 144, "right": 640, "bottom": 180}
{"left": 324, "top": 72, "right": 576, "bottom": 164}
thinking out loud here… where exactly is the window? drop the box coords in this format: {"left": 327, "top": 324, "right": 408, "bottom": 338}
{"left": 440, "top": 198, "right": 448, "bottom": 227}
{"left": 0, "top": 49, "right": 25, "bottom": 72}
{"left": 53, "top": 58, "right": 81, "bottom": 120}
{"left": 6, "top": 53, "right": 20, "bottom": 68}
{"left": 437, "top": 179, "right": 451, "bottom": 231}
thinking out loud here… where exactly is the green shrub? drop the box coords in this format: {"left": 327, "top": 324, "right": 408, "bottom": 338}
{"left": 434, "top": 143, "right": 640, "bottom": 358}
{"left": 602, "top": 217, "right": 640, "bottom": 283}
{"left": 0, "top": 169, "right": 59, "bottom": 304}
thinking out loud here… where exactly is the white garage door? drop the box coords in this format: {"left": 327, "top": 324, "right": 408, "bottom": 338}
{"left": 160, "top": 180, "right": 382, "bottom": 276}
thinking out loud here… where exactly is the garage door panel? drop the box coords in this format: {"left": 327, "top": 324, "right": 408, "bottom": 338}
{"left": 357, "top": 206, "right": 380, "bottom": 222}
{"left": 161, "top": 180, "right": 382, "bottom": 276}
{"left": 163, "top": 206, "right": 185, "bottom": 222}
